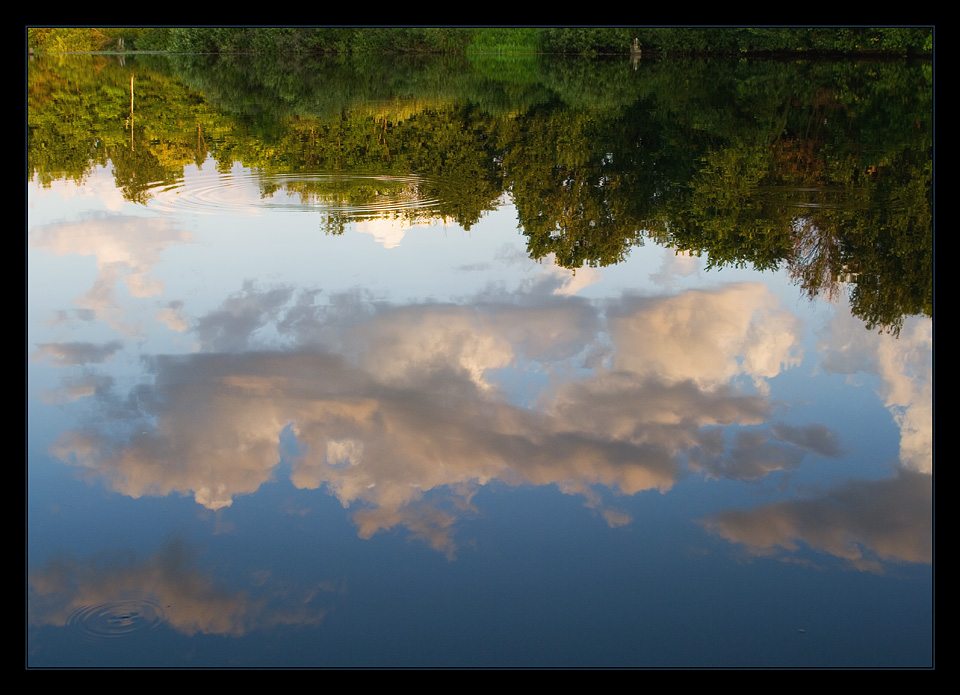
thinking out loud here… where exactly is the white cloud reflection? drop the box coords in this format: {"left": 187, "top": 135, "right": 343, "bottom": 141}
{"left": 608, "top": 283, "right": 803, "bottom": 393}
{"left": 29, "top": 214, "right": 193, "bottom": 336}
{"left": 32, "top": 340, "right": 124, "bottom": 366}
{"left": 818, "top": 309, "right": 932, "bottom": 474}
{"left": 354, "top": 218, "right": 414, "bottom": 248}
{"left": 49, "top": 281, "right": 822, "bottom": 554}
{"left": 701, "top": 469, "right": 931, "bottom": 571}
{"left": 28, "top": 540, "right": 330, "bottom": 636}
{"left": 699, "top": 309, "right": 933, "bottom": 571}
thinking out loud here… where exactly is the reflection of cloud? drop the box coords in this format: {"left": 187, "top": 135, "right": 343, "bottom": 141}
{"left": 692, "top": 423, "right": 844, "bottom": 481}
{"left": 701, "top": 469, "right": 932, "bottom": 572}
{"left": 28, "top": 540, "right": 329, "bottom": 636}
{"left": 52, "top": 283, "right": 807, "bottom": 552}
{"left": 29, "top": 213, "right": 192, "bottom": 334}
{"left": 32, "top": 341, "right": 123, "bottom": 366}
{"left": 339, "top": 304, "right": 516, "bottom": 391}
{"left": 650, "top": 248, "right": 699, "bottom": 288}
{"left": 276, "top": 290, "right": 600, "bottom": 388}
{"left": 40, "top": 374, "right": 113, "bottom": 403}
{"left": 556, "top": 480, "right": 633, "bottom": 528}
{"left": 608, "top": 283, "right": 803, "bottom": 393}
{"left": 53, "top": 352, "right": 304, "bottom": 511}
{"left": 819, "top": 311, "right": 932, "bottom": 473}
{"left": 194, "top": 281, "right": 294, "bottom": 352}
{"left": 694, "top": 430, "right": 805, "bottom": 481}
{"left": 539, "top": 254, "right": 603, "bottom": 295}
{"left": 547, "top": 371, "right": 771, "bottom": 456}
{"left": 771, "top": 423, "right": 844, "bottom": 458}
{"left": 30, "top": 166, "right": 128, "bottom": 211}
{"left": 157, "top": 300, "right": 188, "bottom": 332}
{"left": 46, "top": 308, "right": 97, "bottom": 326}
{"left": 354, "top": 503, "right": 460, "bottom": 558}
{"left": 354, "top": 218, "right": 412, "bottom": 249}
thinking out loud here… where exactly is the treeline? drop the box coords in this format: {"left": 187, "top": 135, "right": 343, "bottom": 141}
{"left": 28, "top": 27, "right": 933, "bottom": 57}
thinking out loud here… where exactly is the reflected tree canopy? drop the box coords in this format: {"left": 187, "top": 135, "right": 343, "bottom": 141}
{"left": 28, "top": 53, "right": 931, "bottom": 333}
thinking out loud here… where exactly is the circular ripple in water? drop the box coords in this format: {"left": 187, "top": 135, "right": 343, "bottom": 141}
{"left": 65, "top": 598, "right": 166, "bottom": 640}
{"left": 148, "top": 170, "right": 443, "bottom": 220}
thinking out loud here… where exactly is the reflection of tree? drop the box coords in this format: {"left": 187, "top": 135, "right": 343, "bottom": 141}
{"left": 504, "top": 97, "right": 697, "bottom": 268}
{"left": 29, "top": 55, "right": 932, "bottom": 331}
{"left": 27, "top": 55, "right": 113, "bottom": 186}
{"left": 668, "top": 143, "right": 796, "bottom": 272}
{"left": 659, "top": 61, "right": 932, "bottom": 333}
{"left": 28, "top": 55, "right": 231, "bottom": 202}
{"left": 818, "top": 156, "right": 931, "bottom": 333}
{"left": 254, "top": 108, "right": 505, "bottom": 230}
{"left": 107, "top": 136, "right": 178, "bottom": 205}
{"left": 505, "top": 106, "right": 639, "bottom": 268}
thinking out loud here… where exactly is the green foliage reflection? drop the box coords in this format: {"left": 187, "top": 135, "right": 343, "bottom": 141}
{"left": 27, "top": 54, "right": 931, "bottom": 332}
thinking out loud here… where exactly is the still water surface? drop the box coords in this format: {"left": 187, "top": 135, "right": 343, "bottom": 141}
{"left": 27, "top": 53, "right": 932, "bottom": 667}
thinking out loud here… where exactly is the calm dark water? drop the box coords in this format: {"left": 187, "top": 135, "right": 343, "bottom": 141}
{"left": 27, "top": 53, "right": 932, "bottom": 668}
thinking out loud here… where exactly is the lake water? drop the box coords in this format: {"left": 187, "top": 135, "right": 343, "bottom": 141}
{"left": 27, "top": 53, "right": 933, "bottom": 668}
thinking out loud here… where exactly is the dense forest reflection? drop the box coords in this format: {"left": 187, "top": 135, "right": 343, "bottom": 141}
{"left": 28, "top": 53, "right": 931, "bottom": 333}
